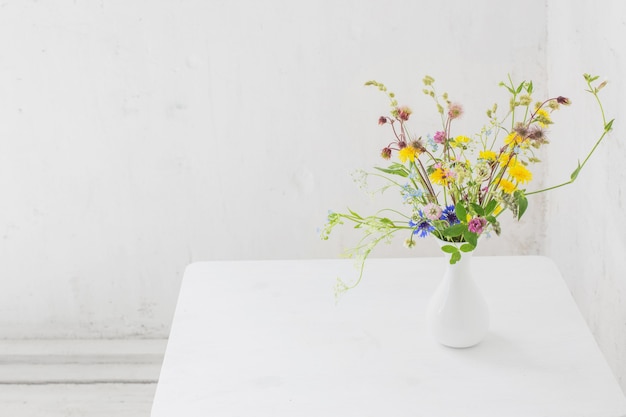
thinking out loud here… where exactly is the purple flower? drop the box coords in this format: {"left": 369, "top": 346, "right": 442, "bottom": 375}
{"left": 468, "top": 217, "right": 487, "bottom": 234}
{"left": 440, "top": 205, "right": 459, "bottom": 225}
{"left": 433, "top": 131, "right": 446, "bottom": 144}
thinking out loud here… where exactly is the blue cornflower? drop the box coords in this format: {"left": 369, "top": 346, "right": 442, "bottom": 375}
{"left": 409, "top": 218, "right": 434, "bottom": 238}
{"left": 401, "top": 184, "right": 422, "bottom": 202}
{"left": 440, "top": 205, "right": 460, "bottom": 225}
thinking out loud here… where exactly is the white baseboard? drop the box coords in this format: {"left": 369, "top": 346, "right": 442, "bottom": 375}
{"left": 0, "top": 339, "right": 167, "bottom": 384}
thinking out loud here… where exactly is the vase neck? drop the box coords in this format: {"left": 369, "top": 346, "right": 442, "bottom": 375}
{"left": 441, "top": 249, "right": 474, "bottom": 283}
{"left": 436, "top": 239, "right": 475, "bottom": 259}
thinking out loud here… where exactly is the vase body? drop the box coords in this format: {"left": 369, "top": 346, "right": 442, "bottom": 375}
{"left": 427, "top": 244, "right": 489, "bottom": 348}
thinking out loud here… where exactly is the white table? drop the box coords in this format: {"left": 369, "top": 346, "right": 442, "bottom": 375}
{"left": 151, "top": 257, "right": 626, "bottom": 417}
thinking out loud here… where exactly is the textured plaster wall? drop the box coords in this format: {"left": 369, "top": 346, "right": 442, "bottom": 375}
{"left": 0, "top": 0, "right": 548, "bottom": 339}
{"left": 545, "top": 0, "right": 626, "bottom": 393}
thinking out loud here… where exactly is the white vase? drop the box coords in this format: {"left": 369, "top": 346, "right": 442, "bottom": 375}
{"left": 426, "top": 241, "right": 489, "bottom": 348}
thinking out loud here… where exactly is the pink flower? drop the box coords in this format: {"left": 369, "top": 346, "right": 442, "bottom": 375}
{"left": 433, "top": 131, "right": 446, "bottom": 144}
{"left": 468, "top": 217, "right": 487, "bottom": 234}
{"left": 447, "top": 102, "right": 463, "bottom": 120}
{"left": 396, "top": 106, "right": 412, "bottom": 121}
{"left": 423, "top": 203, "right": 443, "bottom": 221}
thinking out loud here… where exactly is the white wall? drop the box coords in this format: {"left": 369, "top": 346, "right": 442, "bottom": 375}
{"left": 545, "top": 0, "right": 626, "bottom": 392}
{"left": 0, "top": 0, "right": 549, "bottom": 338}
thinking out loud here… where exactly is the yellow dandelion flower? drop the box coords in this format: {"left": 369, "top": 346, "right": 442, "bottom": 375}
{"left": 398, "top": 146, "right": 418, "bottom": 163}
{"left": 493, "top": 205, "right": 503, "bottom": 215}
{"left": 452, "top": 135, "right": 471, "bottom": 148}
{"left": 499, "top": 153, "right": 516, "bottom": 167}
{"left": 479, "top": 150, "right": 496, "bottom": 161}
{"left": 497, "top": 178, "right": 516, "bottom": 194}
{"left": 504, "top": 132, "right": 527, "bottom": 146}
{"left": 509, "top": 163, "right": 533, "bottom": 184}
{"left": 535, "top": 108, "right": 552, "bottom": 128}
{"left": 429, "top": 167, "right": 455, "bottom": 186}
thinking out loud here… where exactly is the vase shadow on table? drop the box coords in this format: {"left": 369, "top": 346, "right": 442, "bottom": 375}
{"left": 438, "top": 331, "right": 542, "bottom": 370}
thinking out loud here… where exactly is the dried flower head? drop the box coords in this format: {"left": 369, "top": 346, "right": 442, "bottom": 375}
{"left": 447, "top": 102, "right": 463, "bottom": 119}
{"left": 513, "top": 122, "right": 529, "bottom": 138}
{"left": 527, "top": 126, "right": 546, "bottom": 141}
{"left": 410, "top": 139, "right": 426, "bottom": 153}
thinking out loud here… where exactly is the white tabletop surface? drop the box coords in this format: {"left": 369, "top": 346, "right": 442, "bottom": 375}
{"left": 151, "top": 256, "right": 626, "bottom": 417}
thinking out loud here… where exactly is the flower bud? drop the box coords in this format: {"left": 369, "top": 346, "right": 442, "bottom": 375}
{"left": 556, "top": 96, "right": 571, "bottom": 105}
{"left": 422, "top": 75, "right": 435, "bottom": 86}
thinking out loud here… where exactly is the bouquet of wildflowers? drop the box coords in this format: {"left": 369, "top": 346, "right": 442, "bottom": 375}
{"left": 321, "top": 74, "right": 611, "bottom": 291}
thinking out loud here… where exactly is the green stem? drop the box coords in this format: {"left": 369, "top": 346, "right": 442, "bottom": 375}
{"left": 526, "top": 129, "right": 609, "bottom": 196}
{"left": 527, "top": 75, "right": 611, "bottom": 196}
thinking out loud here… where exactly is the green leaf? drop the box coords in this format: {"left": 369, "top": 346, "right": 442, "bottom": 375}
{"left": 500, "top": 80, "right": 515, "bottom": 94}
{"left": 460, "top": 243, "right": 475, "bottom": 252}
{"left": 454, "top": 202, "right": 467, "bottom": 223}
{"left": 570, "top": 161, "right": 582, "bottom": 181}
{"left": 389, "top": 162, "right": 408, "bottom": 170}
{"left": 514, "top": 190, "right": 528, "bottom": 220}
{"left": 486, "top": 215, "right": 497, "bottom": 224}
{"left": 470, "top": 203, "right": 485, "bottom": 217}
{"left": 379, "top": 218, "right": 395, "bottom": 227}
{"left": 605, "top": 119, "right": 614, "bottom": 132}
{"left": 463, "top": 230, "right": 478, "bottom": 247}
{"left": 450, "top": 251, "right": 461, "bottom": 264}
{"left": 484, "top": 199, "right": 498, "bottom": 216}
{"left": 347, "top": 208, "right": 363, "bottom": 219}
{"left": 441, "top": 245, "right": 458, "bottom": 254}
{"left": 374, "top": 166, "right": 408, "bottom": 177}
{"left": 442, "top": 223, "right": 467, "bottom": 238}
